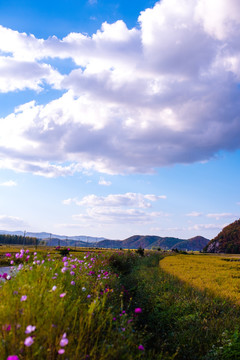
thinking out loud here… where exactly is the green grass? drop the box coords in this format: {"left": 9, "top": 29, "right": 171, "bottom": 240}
{"left": 2, "top": 248, "right": 240, "bottom": 359}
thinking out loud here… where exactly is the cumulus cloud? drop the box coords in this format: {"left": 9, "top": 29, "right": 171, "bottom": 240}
{"left": 0, "top": 0, "right": 240, "bottom": 176}
{"left": 63, "top": 192, "right": 166, "bottom": 208}
{"left": 73, "top": 207, "right": 162, "bottom": 224}
{"left": 0, "top": 215, "right": 27, "bottom": 229}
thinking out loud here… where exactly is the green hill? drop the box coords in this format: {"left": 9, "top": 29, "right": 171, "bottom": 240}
{"left": 204, "top": 219, "right": 240, "bottom": 253}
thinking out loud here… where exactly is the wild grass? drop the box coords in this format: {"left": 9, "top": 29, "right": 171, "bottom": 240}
{"left": 2, "top": 249, "right": 240, "bottom": 359}
{"left": 0, "top": 249, "right": 146, "bottom": 360}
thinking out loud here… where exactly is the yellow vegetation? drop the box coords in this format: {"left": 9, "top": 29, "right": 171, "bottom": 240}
{"left": 160, "top": 254, "right": 240, "bottom": 304}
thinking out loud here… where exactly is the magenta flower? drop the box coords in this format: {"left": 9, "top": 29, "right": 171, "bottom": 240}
{"left": 138, "top": 345, "right": 145, "bottom": 351}
{"left": 10, "top": 260, "right": 14, "bottom": 265}
{"left": 24, "top": 336, "right": 34, "bottom": 347}
{"left": 25, "top": 325, "right": 36, "bottom": 334}
{"left": 5, "top": 253, "right": 12, "bottom": 257}
{"left": 21, "top": 295, "right": 27, "bottom": 302}
{"left": 7, "top": 356, "right": 19, "bottom": 360}
{"left": 2, "top": 324, "right": 11, "bottom": 331}
{"left": 58, "top": 349, "right": 65, "bottom": 354}
{"left": 134, "top": 307, "right": 142, "bottom": 314}
{"left": 71, "top": 281, "right": 75, "bottom": 286}
{"left": 25, "top": 249, "right": 29, "bottom": 253}
{"left": 60, "top": 293, "right": 66, "bottom": 298}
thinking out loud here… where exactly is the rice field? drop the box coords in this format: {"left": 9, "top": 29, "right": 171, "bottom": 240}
{"left": 160, "top": 254, "right": 240, "bottom": 304}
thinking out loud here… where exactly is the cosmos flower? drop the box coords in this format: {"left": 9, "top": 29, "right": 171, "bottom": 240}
{"left": 134, "top": 308, "right": 142, "bottom": 314}
{"left": 24, "top": 336, "right": 34, "bottom": 347}
{"left": 25, "top": 325, "right": 36, "bottom": 334}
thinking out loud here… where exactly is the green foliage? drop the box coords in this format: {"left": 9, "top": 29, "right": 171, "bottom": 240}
{"left": 58, "top": 248, "right": 70, "bottom": 256}
{"left": 110, "top": 252, "right": 240, "bottom": 360}
{"left": 135, "top": 247, "right": 145, "bottom": 256}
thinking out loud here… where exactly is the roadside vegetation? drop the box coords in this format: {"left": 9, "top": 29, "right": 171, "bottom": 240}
{"left": 1, "top": 248, "right": 240, "bottom": 359}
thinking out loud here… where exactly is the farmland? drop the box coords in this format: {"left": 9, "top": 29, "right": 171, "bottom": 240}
{"left": 1, "top": 248, "right": 240, "bottom": 359}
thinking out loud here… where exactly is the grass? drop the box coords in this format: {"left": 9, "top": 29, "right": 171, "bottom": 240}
{"left": 2, "top": 248, "right": 240, "bottom": 359}
{"left": 0, "top": 248, "right": 147, "bottom": 360}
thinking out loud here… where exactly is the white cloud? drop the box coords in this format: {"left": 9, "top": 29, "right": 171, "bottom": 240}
{"left": 98, "top": 177, "right": 112, "bottom": 186}
{"left": 186, "top": 211, "right": 203, "bottom": 217}
{"left": 73, "top": 207, "right": 162, "bottom": 224}
{"left": 63, "top": 192, "right": 166, "bottom": 208}
{"left": 206, "top": 213, "right": 237, "bottom": 220}
{"left": 0, "top": 180, "right": 17, "bottom": 187}
{"left": 189, "top": 223, "right": 226, "bottom": 231}
{"left": 0, "top": 1, "right": 240, "bottom": 176}
{"left": 0, "top": 215, "right": 26, "bottom": 229}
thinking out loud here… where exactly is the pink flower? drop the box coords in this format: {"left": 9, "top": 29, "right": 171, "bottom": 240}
{"left": 52, "top": 285, "right": 57, "bottom": 291}
{"left": 10, "top": 260, "right": 14, "bottom": 265}
{"left": 7, "top": 356, "right": 19, "bottom": 360}
{"left": 134, "top": 307, "right": 142, "bottom": 314}
{"left": 24, "top": 336, "right": 34, "bottom": 347}
{"left": 21, "top": 295, "right": 27, "bottom": 302}
{"left": 138, "top": 345, "right": 145, "bottom": 351}
{"left": 25, "top": 325, "right": 36, "bottom": 334}
{"left": 60, "top": 337, "right": 68, "bottom": 347}
{"left": 60, "top": 293, "right": 66, "bottom": 298}
{"left": 58, "top": 349, "right": 65, "bottom": 354}
{"left": 71, "top": 281, "right": 75, "bottom": 286}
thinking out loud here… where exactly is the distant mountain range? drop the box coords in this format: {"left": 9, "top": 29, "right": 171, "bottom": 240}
{"left": 95, "top": 235, "right": 209, "bottom": 251}
{"left": 0, "top": 230, "right": 209, "bottom": 251}
{"left": 0, "top": 230, "right": 106, "bottom": 243}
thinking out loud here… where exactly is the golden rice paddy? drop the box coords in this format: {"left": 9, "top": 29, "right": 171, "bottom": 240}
{"left": 160, "top": 254, "right": 240, "bottom": 304}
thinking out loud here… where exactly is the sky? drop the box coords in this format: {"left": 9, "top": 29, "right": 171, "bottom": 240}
{"left": 0, "top": 0, "right": 240, "bottom": 240}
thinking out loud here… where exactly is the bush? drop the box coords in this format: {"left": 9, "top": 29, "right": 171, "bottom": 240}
{"left": 135, "top": 247, "right": 145, "bottom": 257}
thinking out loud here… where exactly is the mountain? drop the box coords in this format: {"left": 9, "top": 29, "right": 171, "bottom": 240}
{"left": 204, "top": 219, "right": 240, "bottom": 253}
{"left": 97, "top": 235, "right": 209, "bottom": 251}
{"left": 0, "top": 229, "right": 209, "bottom": 251}
{"left": 0, "top": 230, "right": 106, "bottom": 243}
{"left": 173, "top": 236, "right": 210, "bottom": 251}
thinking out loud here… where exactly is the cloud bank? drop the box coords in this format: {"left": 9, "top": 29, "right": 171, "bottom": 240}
{"left": 1, "top": 0, "right": 240, "bottom": 176}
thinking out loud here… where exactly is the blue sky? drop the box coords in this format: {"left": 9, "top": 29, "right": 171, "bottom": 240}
{"left": 0, "top": 0, "right": 240, "bottom": 240}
